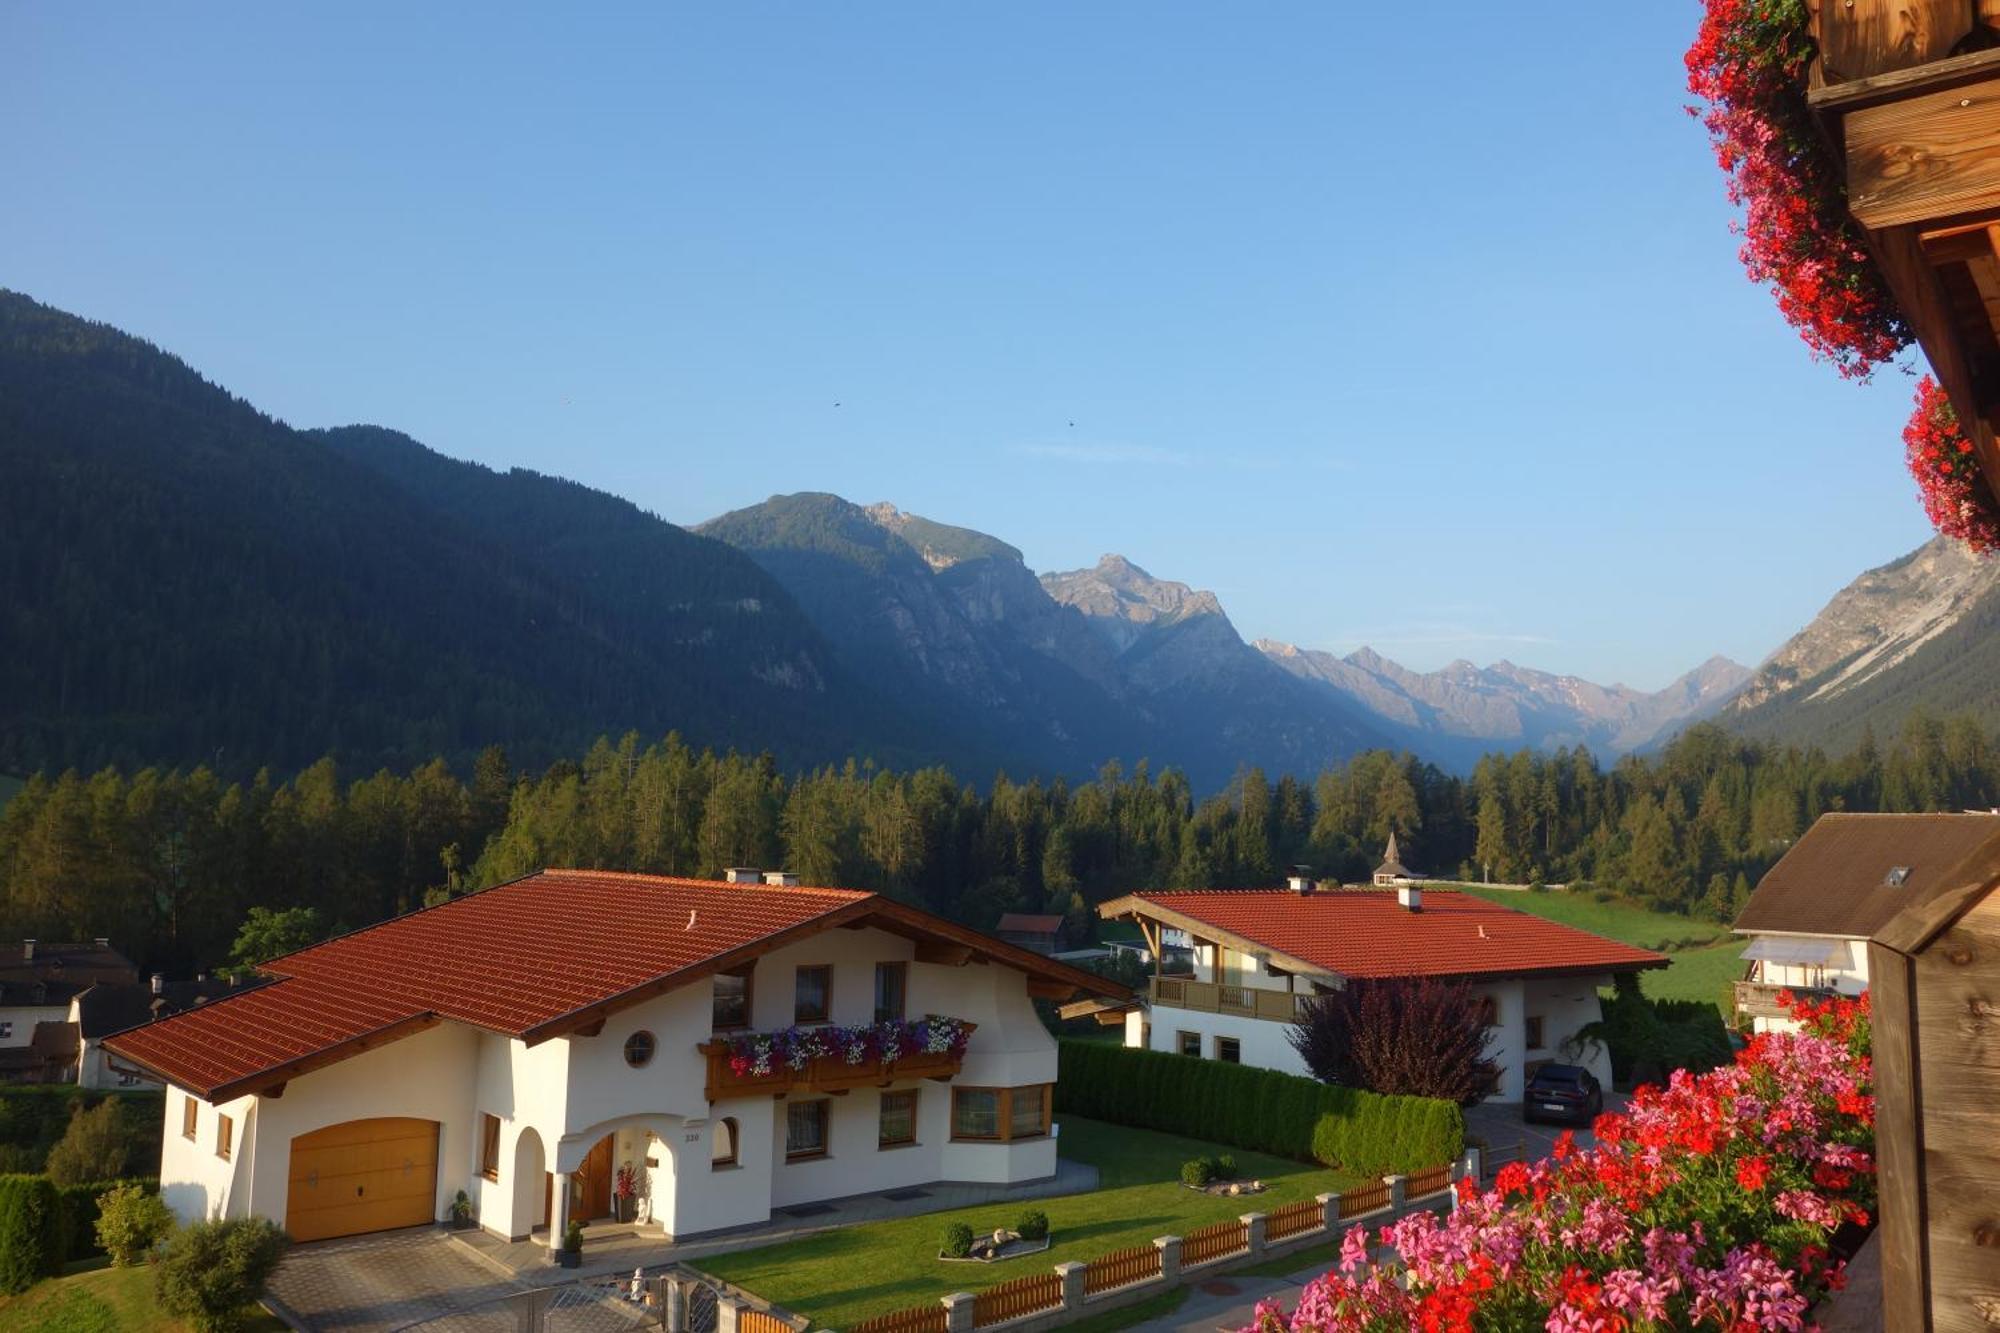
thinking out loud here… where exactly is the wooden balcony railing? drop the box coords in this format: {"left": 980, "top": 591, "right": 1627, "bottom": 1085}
{"left": 698, "top": 1021, "right": 975, "bottom": 1102}
{"left": 1733, "top": 981, "right": 1836, "bottom": 1022}
{"left": 1149, "top": 975, "right": 1310, "bottom": 1024}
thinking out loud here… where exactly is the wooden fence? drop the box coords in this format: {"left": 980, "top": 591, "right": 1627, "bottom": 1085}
{"left": 972, "top": 1271, "right": 1066, "bottom": 1328}
{"left": 1265, "top": 1197, "right": 1323, "bottom": 1244}
{"left": 740, "top": 1312, "right": 798, "bottom": 1333}
{"left": 1083, "top": 1242, "right": 1161, "bottom": 1296}
{"left": 1407, "top": 1163, "right": 1452, "bottom": 1197}
{"left": 851, "top": 1304, "right": 951, "bottom": 1333}
{"left": 1338, "top": 1178, "right": 1390, "bottom": 1215}
{"left": 842, "top": 1161, "right": 1465, "bottom": 1332}
{"left": 1181, "top": 1217, "right": 1249, "bottom": 1267}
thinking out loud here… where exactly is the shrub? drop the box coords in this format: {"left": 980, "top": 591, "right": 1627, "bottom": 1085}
{"left": 1180, "top": 1157, "right": 1213, "bottom": 1187}
{"left": 563, "top": 1219, "right": 584, "bottom": 1253}
{"left": 1290, "top": 979, "right": 1498, "bottom": 1104}
{"left": 0, "top": 1088, "right": 161, "bottom": 1176}
{"left": 155, "top": 1217, "right": 289, "bottom": 1332}
{"left": 0, "top": 1174, "right": 60, "bottom": 1294}
{"left": 94, "top": 1181, "right": 174, "bottom": 1265}
{"left": 54, "top": 1176, "right": 158, "bottom": 1262}
{"left": 941, "top": 1222, "right": 974, "bottom": 1258}
{"left": 1014, "top": 1209, "right": 1048, "bottom": 1242}
{"left": 1055, "top": 1041, "right": 1462, "bottom": 1177}
{"left": 45, "top": 1101, "right": 133, "bottom": 1186}
{"left": 1215, "top": 1153, "right": 1237, "bottom": 1180}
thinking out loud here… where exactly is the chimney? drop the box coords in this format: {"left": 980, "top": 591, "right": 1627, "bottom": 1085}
{"left": 1397, "top": 884, "right": 1423, "bottom": 913}
{"left": 150, "top": 973, "right": 165, "bottom": 996}
{"left": 22, "top": 939, "right": 34, "bottom": 962}
{"left": 723, "top": 867, "right": 762, "bottom": 884}
{"left": 1286, "top": 865, "right": 1315, "bottom": 895}
{"left": 762, "top": 870, "right": 800, "bottom": 887}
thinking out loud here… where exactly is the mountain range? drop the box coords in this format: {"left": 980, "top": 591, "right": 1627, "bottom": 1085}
{"left": 5, "top": 289, "right": 1996, "bottom": 787}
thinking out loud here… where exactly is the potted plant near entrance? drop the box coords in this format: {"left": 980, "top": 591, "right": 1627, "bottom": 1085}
{"left": 559, "top": 1220, "right": 584, "bottom": 1269}
{"left": 446, "top": 1190, "right": 476, "bottom": 1231}
{"left": 614, "top": 1165, "right": 640, "bottom": 1223}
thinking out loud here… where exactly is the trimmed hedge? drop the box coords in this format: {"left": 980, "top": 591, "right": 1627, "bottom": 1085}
{"left": 1055, "top": 1040, "right": 1463, "bottom": 1176}
{"left": 0, "top": 1173, "right": 59, "bottom": 1294}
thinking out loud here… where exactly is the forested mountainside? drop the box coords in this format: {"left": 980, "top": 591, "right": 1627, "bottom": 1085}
{"left": 1726, "top": 536, "right": 2000, "bottom": 752}
{"left": 5, "top": 716, "right": 1993, "bottom": 977}
{"left": 0, "top": 292, "right": 937, "bottom": 778}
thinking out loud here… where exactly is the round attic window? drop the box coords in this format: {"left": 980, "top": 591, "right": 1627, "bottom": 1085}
{"left": 623, "top": 1030, "right": 657, "bottom": 1068}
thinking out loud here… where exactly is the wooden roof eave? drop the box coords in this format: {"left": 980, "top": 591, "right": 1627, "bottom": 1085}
{"left": 1095, "top": 895, "right": 1343, "bottom": 985}
{"left": 104, "top": 1011, "right": 446, "bottom": 1104}
{"left": 1873, "top": 834, "right": 2000, "bottom": 956}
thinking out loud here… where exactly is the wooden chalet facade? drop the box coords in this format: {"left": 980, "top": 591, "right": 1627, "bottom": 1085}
{"left": 1865, "top": 827, "right": 2000, "bottom": 1332}
{"left": 1808, "top": 1, "right": 2000, "bottom": 510}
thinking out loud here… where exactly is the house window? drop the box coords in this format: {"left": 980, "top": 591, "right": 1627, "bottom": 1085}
{"left": 713, "top": 1117, "right": 739, "bottom": 1169}
{"left": 0, "top": 1022, "right": 12, "bottom": 1039}
{"left": 1177, "top": 1030, "right": 1201, "bottom": 1058}
{"left": 795, "top": 965, "right": 831, "bottom": 1024}
{"left": 623, "top": 1031, "right": 657, "bottom": 1068}
{"left": 182, "top": 1095, "right": 199, "bottom": 1141}
{"left": 874, "top": 962, "right": 908, "bottom": 1023}
{"left": 951, "top": 1086, "right": 1052, "bottom": 1142}
{"left": 479, "top": 1114, "right": 501, "bottom": 1181}
{"left": 1215, "top": 1036, "right": 1241, "bottom": 1064}
{"left": 1008, "top": 1085, "right": 1049, "bottom": 1139}
{"left": 879, "top": 1089, "right": 917, "bottom": 1148}
{"left": 786, "top": 1100, "right": 830, "bottom": 1160}
{"left": 713, "top": 967, "right": 753, "bottom": 1031}
{"left": 216, "top": 1113, "right": 233, "bottom": 1162}
{"left": 1525, "top": 1016, "right": 1545, "bottom": 1050}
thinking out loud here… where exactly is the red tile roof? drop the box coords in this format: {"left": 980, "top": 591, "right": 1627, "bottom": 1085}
{"left": 1111, "top": 888, "right": 1667, "bottom": 981}
{"left": 106, "top": 870, "right": 1125, "bottom": 1101}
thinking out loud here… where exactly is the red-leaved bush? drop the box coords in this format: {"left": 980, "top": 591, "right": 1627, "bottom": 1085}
{"left": 1289, "top": 977, "right": 1499, "bottom": 1105}
{"left": 1250, "top": 989, "right": 1874, "bottom": 1331}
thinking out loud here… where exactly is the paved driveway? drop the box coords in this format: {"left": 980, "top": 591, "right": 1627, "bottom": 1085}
{"left": 1463, "top": 1091, "right": 1628, "bottom": 1164}
{"left": 264, "top": 1227, "right": 524, "bottom": 1331}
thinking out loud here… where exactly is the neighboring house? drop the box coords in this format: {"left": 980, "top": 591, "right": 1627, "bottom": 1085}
{"left": 1731, "top": 812, "right": 2000, "bottom": 1034}
{"left": 994, "top": 913, "right": 1066, "bottom": 956}
{"left": 65, "top": 975, "right": 240, "bottom": 1088}
{"left": 106, "top": 869, "right": 1127, "bottom": 1251}
{"left": 0, "top": 939, "right": 141, "bottom": 1082}
{"left": 1371, "top": 837, "right": 1419, "bottom": 887}
{"left": 1096, "top": 871, "right": 1664, "bottom": 1100}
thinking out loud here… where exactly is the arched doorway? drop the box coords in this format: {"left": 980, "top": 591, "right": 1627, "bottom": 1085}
{"left": 511, "top": 1126, "right": 547, "bottom": 1238}
{"left": 569, "top": 1132, "right": 615, "bottom": 1222}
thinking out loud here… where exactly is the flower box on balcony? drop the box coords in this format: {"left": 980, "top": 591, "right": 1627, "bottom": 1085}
{"left": 699, "top": 1015, "right": 975, "bottom": 1102}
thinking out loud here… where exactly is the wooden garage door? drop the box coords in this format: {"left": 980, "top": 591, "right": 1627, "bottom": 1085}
{"left": 286, "top": 1117, "right": 439, "bottom": 1243}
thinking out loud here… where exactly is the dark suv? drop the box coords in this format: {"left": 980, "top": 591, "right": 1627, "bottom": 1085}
{"left": 1524, "top": 1063, "right": 1604, "bottom": 1125}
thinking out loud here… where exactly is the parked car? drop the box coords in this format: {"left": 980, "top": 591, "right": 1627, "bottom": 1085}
{"left": 1523, "top": 1063, "right": 1603, "bottom": 1125}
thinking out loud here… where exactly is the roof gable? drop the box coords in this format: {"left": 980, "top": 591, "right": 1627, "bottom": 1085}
{"left": 1734, "top": 813, "right": 2000, "bottom": 940}
{"left": 1103, "top": 888, "right": 1665, "bottom": 981}
{"left": 106, "top": 870, "right": 1127, "bottom": 1101}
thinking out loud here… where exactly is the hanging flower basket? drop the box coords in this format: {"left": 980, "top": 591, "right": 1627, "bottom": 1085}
{"left": 1905, "top": 375, "right": 2000, "bottom": 553}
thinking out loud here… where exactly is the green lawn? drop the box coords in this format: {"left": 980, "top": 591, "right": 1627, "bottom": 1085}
{"left": 1459, "top": 887, "right": 1741, "bottom": 1017}
{"left": 697, "top": 1116, "right": 1362, "bottom": 1330}
{"left": 0, "top": 1263, "right": 284, "bottom": 1333}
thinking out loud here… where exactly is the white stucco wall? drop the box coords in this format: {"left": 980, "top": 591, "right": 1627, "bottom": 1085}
{"left": 1520, "top": 974, "right": 1614, "bottom": 1090}
{"left": 0, "top": 1004, "right": 65, "bottom": 1046}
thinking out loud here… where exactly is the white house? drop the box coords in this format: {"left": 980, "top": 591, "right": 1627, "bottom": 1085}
{"left": 1733, "top": 812, "right": 2000, "bottom": 1033}
{"left": 0, "top": 939, "right": 141, "bottom": 1083}
{"left": 106, "top": 869, "right": 1127, "bottom": 1250}
{"left": 1093, "top": 873, "right": 1664, "bottom": 1101}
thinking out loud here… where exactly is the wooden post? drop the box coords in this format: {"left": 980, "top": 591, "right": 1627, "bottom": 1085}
{"left": 1869, "top": 941, "right": 1928, "bottom": 1333}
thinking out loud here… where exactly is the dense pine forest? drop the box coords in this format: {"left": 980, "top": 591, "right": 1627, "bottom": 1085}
{"left": 1, "top": 713, "right": 1992, "bottom": 978}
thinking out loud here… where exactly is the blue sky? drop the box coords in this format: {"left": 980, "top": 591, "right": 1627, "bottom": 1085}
{"left": 3, "top": 4, "right": 1934, "bottom": 690}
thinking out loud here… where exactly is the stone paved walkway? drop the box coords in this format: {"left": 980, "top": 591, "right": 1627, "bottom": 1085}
{"left": 264, "top": 1227, "right": 531, "bottom": 1332}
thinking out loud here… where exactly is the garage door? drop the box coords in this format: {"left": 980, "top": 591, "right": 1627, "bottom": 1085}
{"left": 286, "top": 1117, "right": 439, "bottom": 1243}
